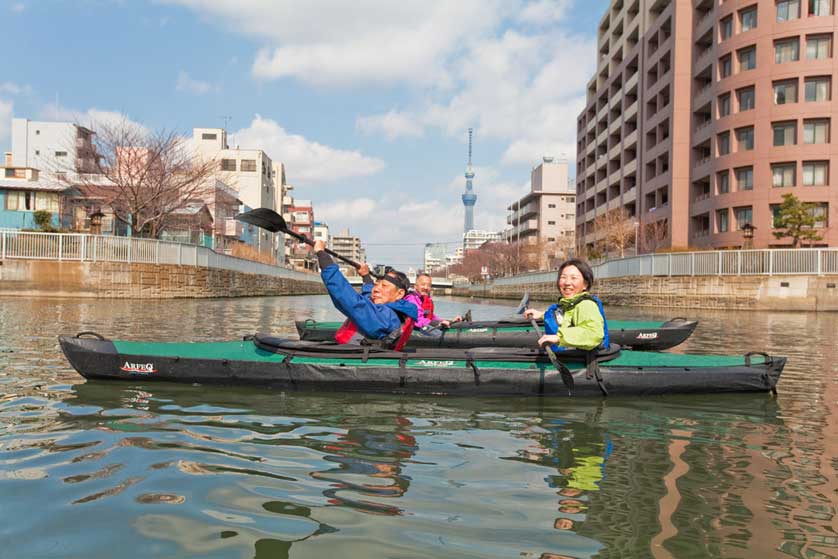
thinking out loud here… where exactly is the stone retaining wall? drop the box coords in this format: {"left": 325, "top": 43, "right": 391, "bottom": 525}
{"left": 455, "top": 275, "right": 838, "bottom": 311}
{"left": 0, "top": 259, "right": 326, "bottom": 298}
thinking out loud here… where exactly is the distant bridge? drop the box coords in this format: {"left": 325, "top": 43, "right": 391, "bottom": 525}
{"left": 346, "top": 275, "right": 453, "bottom": 289}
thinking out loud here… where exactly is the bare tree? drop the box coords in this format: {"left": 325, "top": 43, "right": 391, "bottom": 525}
{"left": 593, "top": 208, "right": 635, "bottom": 258}
{"left": 642, "top": 218, "right": 669, "bottom": 253}
{"left": 71, "top": 120, "right": 219, "bottom": 238}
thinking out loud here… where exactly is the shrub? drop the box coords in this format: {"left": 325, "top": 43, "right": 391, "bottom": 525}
{"left": 33, "top": 211, "right": 55, "bottom": 232}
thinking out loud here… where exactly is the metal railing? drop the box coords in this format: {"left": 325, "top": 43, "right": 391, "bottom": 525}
{"left": 0, "top": 231, "right": 319, "bottom": 282}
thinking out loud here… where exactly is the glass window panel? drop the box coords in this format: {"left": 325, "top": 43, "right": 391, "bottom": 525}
{"left": 718, "top": 132, "right": 731, "bottom": 155}
{"left": 735, "top": 206, "right": 753, "bottom": 228}
{"left": 774, "top": 38, "right": 800, "bottom": 63}
{"left": 719, "top": 93, "right": 731, "bottom": 116}
{"left": 772, "top": 163, "right": 796, "bottom": 187}
{"left": 773, "top": 80, "right": 798, "bottom": 104}
{"left": 803, "top": 161, "right": 829, "bottom": 185}
{"left": 717, "top": 209, "right": 729, "bottom": 232}
{"left": 720, "top": 55, "right": 732, "bottom": 78}
{"left": 717, "top": 171, "right": 730, "bottom": 193}
{"left": 806, "top": 35, "right": 832, "bottom": 59}
{"left": 737, "top": 87, "right": 755, "bottom": 110}
{"left": 736, "top": 127, "right": 754, "bottom": 150}
{"left": 738, "top": 47, "right": 757, "bottom": 70}
{"left": 809, "top": 0, "right": 831, "bottom": 16}
{"left": 720, "top": 16, "right": 733, "bottom": 39}
{"left": 773, "top": 122, "right": 797, "bottom": 146}
{"left": 736, "top": 167, "right": 754, "bottom": 190}
{"left": 804, "top": 77, "right": 831, "bottom": 102}
{"left": 740, "top": 7, "right": 758, "bottom": 30}
{"left": 777, "top": 0, "right": 801, "bottom": 20}
{"left": 803, "top": 119, "right": 830, "bottom": 144}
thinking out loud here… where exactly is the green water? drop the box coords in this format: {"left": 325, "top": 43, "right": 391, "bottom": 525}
{"left": 1, "top": 295, "right": 835, "bottom": 558}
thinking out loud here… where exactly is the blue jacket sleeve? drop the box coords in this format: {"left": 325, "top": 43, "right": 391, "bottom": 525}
{"left": 320, "top": 264, "right": 403, "bottom": 339}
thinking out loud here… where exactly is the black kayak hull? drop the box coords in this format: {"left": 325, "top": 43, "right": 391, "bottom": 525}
{"left": 295, "top": 318, "right": 699, "bottom": 351}
{"left": 59, "top": 334, "right": 784, "bottom": 398}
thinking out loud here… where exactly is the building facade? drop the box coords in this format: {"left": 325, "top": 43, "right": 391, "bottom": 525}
{"left": 507, "top": 157, "right": 577, "bottom": 246}
{"left": 331, "top": 228, "right": 365, "bottom": 276}
{"left": 10, "top": 118, "right": 99, "bottom": 180}
{"left": 423, "top": 242, "right": 449, "bottom": 272}
{"left": 192, "top": 128, "right": 283, "bottom": 261}
{"left": 463, "top": 229, "right": 503, "bottom": 251}
{"left": 576, "top": 0, "right": 837, "bottom": 252}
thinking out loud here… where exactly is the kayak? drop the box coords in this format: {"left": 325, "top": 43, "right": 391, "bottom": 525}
{"left": 296, "top": 318, "right": 699, "bottom": 351}
{"left": 59, "top": 332, "right": 784, "bottom": 397}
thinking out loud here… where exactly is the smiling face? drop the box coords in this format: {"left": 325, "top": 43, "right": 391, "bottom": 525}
{"left": 557, "top": 265, "right": 588, "bottom": 299}
{"left": 414, "top": 275, "right": 432, "bottom": 297}
{"left": 371, "top": 273, "right": 406, "bottom": 304}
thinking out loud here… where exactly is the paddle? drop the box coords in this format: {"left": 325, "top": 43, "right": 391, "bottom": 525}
{"left": 237, "top": 208, "right": 380, "bottom": 278}
{"left": 517, "top": 294, "right": 574, "bottom": 395}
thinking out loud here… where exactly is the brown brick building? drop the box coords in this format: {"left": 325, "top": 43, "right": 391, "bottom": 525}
{"left": 576, "top": 0, "right": 837, "bottom": 253}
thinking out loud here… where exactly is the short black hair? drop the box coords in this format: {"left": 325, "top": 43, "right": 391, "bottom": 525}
{"left": 385, "top": 269, "right": 411, "bottom": 293}
{"left": 556, "top": 259, "right": 594, "bottom": 291}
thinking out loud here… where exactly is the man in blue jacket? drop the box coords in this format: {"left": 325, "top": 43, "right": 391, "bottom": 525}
{"left": 314, "top": 239, "right": 418, "bottom": 345}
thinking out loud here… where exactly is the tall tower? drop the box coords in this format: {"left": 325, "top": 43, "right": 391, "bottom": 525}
{"left": 461, "top": 128, "right": 476, "bottom": 233}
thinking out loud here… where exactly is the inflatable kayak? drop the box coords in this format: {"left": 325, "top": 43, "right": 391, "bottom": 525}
{"left": 296, "top": 318, "right": 698, "bottom": 351}
{"left": 59, "top": 332, "right": 784, "bottom": 397}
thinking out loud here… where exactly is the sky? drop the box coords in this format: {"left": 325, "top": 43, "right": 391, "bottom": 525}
{"left": 1, "top": 0, "right": 609, "bottom": 269}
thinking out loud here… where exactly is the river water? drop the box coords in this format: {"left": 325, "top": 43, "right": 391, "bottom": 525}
{"left": 0, "top": 295, "right": 835, "bottom": 559}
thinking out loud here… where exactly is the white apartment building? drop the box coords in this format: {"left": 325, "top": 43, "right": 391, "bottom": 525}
{"left": 313, "top": 221, "right": 330, "bottom": 246}
{"left": 192, "top": 127, "right": 282, "bottom": 261}
{"left": 11, "top": 118, "right": 98, "bottom": 180}
{"left": 464, "top": 229, "right": 503, "bottom": 251}
{"left": 331, "top": 228, "right": 365, "bottom": 276}
{"left": 423, "top": 242, "right": 448, "bottom": 272}
{"left": 506, "top": 157, "right": 576, "bottom": 245}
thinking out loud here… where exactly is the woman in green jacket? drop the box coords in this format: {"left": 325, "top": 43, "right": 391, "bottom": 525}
{"left": 523, "top": 259, "right": 606, "bottom": 351}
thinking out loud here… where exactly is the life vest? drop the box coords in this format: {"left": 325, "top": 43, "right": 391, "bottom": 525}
{"left": 543, "top": 293, "right": 610, "bottom": 350}
{"left": 334, "top": 313, "right": 415, "bottom": 350}
{"left": 421, "top": 295, "right": 434, "bottom": 319}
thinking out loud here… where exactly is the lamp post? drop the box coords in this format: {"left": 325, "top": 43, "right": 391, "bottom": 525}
{"left": 633, "top": 220, "right": 640, "bottom": 256}
{"left": 89, "top": 210, "right": 105, "bottom": 236}
{"left": 741, "top": 223, "right": 756, "bottom": 250}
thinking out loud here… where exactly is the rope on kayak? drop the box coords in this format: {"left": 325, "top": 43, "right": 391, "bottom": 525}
{"left": 465, "top": 353, "right": 480, "bottom": 386}
{"left": 281, "top": 353, "right": 296, "bottom": 387}
{"left": 585, "top": 352, "right": 608, "bottom": 397}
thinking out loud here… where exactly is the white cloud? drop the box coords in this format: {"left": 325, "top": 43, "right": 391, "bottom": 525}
{"left": 0, "top": 82, "right": 31, "bottom": 95}
{"left": 516, "top": 0, "right": 573, "bottom": 25}
{"left": 317, "top": 198, "right": 378, "bottom": 224}
{"left": 232, "top": 115, "right": 384, "bottom": 185}
{"left": 0, "top": 99, "right": 13, "bottom": 143}
{"left": 175, "top": 71, "right": 217, "bottom": 95}
{"left": 10, "top": 3, "right": 24, "bottom": 13}
{"left": 356, "top": 110, "right": 424, "bottom": 141}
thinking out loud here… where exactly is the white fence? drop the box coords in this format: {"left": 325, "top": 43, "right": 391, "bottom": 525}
{"left": 0, "top": 231, "right": 319, "bottom": 282}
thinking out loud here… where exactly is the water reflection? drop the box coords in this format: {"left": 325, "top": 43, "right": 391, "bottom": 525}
{"left": 0, "top": 295, "right": 836, "bottom": 558}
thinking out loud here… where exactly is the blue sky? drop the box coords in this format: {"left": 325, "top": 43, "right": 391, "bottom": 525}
{"left": 1, "top": 0, "right": 608, "bottom": 268}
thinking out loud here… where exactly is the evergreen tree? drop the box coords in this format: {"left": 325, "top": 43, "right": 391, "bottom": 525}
{"left": 772, "top": 193, "right": 823, "bottom": 248}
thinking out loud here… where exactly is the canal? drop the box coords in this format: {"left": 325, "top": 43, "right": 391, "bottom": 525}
{"left": 0, "top": 295, "right": 835, "bottom": 558}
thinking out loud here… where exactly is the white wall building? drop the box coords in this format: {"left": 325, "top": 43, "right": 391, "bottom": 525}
{"left": 506, "top": 157, "right": 575, "bottom": 246}
{"left": 11, "top": 118, "right": 98, "bottom": 180}
{"left": 313, "top": 221, "right": 330, "bottom": 247}
{"left": 463, "top": 229, "right": 503, "bottom": 252}
{"left": 331, "top": 228, "right": 365, "bottom": 276}
{"left": 423, "top": 242, "right": 448, "bottom": 273}
{"left": 192, "top": 127, "right": 282, "bottom": 262}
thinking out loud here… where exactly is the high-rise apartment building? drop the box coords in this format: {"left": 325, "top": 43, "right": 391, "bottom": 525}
{"left": 507, "top": 157, "right": 576, "bottom": 246}
{"left": 576, "top": 0, "right": 837, "bottom": 252}
{"left": 11, "top": 118, "right": 99, "bottom": 179}
{"left": 331, "top": 228, "right": 365, "bottom": 276}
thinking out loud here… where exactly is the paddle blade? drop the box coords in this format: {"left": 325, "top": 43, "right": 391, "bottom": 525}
{"left": 515, "top": 293, "right": 531, "bottom": 315}
{"left": 236, "top": 208, "right": 287, "bottom": 233}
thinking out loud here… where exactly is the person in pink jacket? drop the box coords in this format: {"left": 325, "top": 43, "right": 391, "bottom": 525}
{"left": 404, "top": 273, "right": 461, "bottom": 335}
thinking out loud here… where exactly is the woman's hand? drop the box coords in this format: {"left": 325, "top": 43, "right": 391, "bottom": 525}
{"left": 538, "top": 334, "right": 560, "bottom": 347}
{"left": 524, "top": 309, "right": 543, "bottom": 320}
{"left": 313, "top": 240, "right": 326, "bottom": 253}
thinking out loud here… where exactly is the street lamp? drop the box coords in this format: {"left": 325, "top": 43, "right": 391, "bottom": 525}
{"left": 89, "top": 210, "right": 105, "bottom": 236}
{"left": 741, "top": 223, "right": 756, "bottom": 249}
{"left": 633, "top": 220, "right": 640, "bottom": 256}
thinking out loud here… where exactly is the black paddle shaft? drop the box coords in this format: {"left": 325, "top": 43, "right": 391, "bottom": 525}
{"left": 237, "top": 208, "right": 380, "bottom": 278}
{"left": 527, "top": 307, "right": 574, "bottom": 395}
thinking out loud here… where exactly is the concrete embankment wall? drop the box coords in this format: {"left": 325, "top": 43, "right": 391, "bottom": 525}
{"left": 0, "top": 259, "right": 326, "bottom": 298}
{"left": 454, "top": 275, "right": 838, "bottom": 312}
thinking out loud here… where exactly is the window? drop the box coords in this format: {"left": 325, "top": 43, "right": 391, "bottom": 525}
{"left": 774, "top": 37, "right": 800, "bottom": 63}
{"left": 54, "top": 151, "right": 67, "bottom": 157}
{"left": 240, "top": 159, "right": 257, "bottom": 172}
{"left": 772, "top": 162, "right": 796, "bottom": 187}
{"left": 220, "top": 159, "right": 236, "bottom": 171}
{"left": 34, "top": 150, "right": 40, "bottom": 155}
{"left": 771, "top": 204, "right": 783, "bottom": 228}
{"left": 740, "top": 6, "right": 758, "bottom": 30}
{"left": 719, "top": 93, "right": 731, "bottom": 116}
{"left": 717, "top": 209, "right": 729, "bottom": 232}
{"left": 808, "top": 203, "right": 828, "bottom": 228}
{"left": 201, "top": 133, "right": 217, "bottom": 140}
{"left": 803, "top": 161, "right": 829, "bottom": 185}
{"left": 807, "top": 34, "right": 832, "bottom": 59}
{"left": 805, "top": 76, "right": 831, "bottom": 102}
{"left": 735, "top": 206, "right": 754, "bottom": 229}
{"left": 773, "top": 121, "right": 797, "bottom": 145}
{"left": 720, "top": 55, "right": 732, "bottom": 78}
{"left": 777, "top": 0, "right": 801, "bottom": 20}
{"left": 803, "top": 119, "right": 830, "bottom": 144}
{"left": 717, "top": 170, "right": 730, "bottom": 194}
{"left": 809, "top": 0, "right": 831, "bottom": 15}
{"left": 720, "top": 16, "right": 733, "bottom": 40}
{"left": 736, "top": 126, "right": 754, "bottom": 150}
{"left": 548, "top": 203, "right": 557, "bottom": 208}
{"left": 35, "top": 130, "right": 40, "bottom": 135}
{"left": 718, "top": 132, "right": 731, "bottom": 155}
{"left": 773, "top": 79, "right": 798, "bottom": 104}
{"left": 548, "top": 220, "right": 556, "bottom": 225}
{"left": 4, "top": 191, "right": 58, "bottom": 213}
{"left": 738, "top": 46, "right": 756, "bottom": 70}
{"left": 737, "top": 87, "right": 755, "bottom": 111}
{"left": 736, "top": 167, "right": 754, "bottom": 190}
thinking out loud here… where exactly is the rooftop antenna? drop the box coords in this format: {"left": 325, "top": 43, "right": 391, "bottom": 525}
{"left": 219, "top": 116, "right": 232, "bottom": 133}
